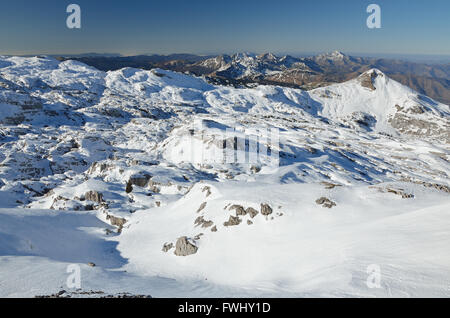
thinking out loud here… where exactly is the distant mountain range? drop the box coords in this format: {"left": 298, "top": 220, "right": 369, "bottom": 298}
{"left": 57, "top": 51, "right": 450, "bottom": 105}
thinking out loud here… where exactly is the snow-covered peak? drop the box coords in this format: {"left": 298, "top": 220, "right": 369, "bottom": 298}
{"left": 231, "top": 52, "right": 258, "bottom": 62}
{"left": 316, "top": 50, "right": 348, "bottom": 61}
{"left": 311, "top": 69, "right": 448, "bottom": 136}
{"left": 257, "top": 53, "right": 278, "bottom": 62}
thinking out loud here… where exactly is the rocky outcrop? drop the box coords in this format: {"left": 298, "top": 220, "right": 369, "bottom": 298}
{"left": 106, "top": 215, "right": 127, "bottom": 233}
{"left": 202, "top": 186, "right": 212, "bottom": 197}
{"left": 148, "top": 180, "right": 161, "bottom": 193}
{"left": 162, "top": 243, "right": 174, "bottom": 253}
{"left": 194, "top": 216, "right": 214, "bottom": 228}
{"left": 224, "top": 215, "right": 241, "bottom": 227}
{"left": 174, "top": 237, "right": 198, "bottom": 256}
{"left": 315, "top": 197, "right": 336, "bottom": 208}
{"left": 388, "top": 113, "right": 448, "bottom": 139}
{"left": 358, "top": 70, "right": 379, "bottom": 91}
{"left": 260, "top": 203, "right": 273, "bottom": 216}
{"left": 229, "top": 204, "right": 246, "bottom": 216}
{"left": 125, "top": 181, "right": 133, "bottom": 193}
{"left": 197, "top": 202, "right": 207, "bottom": 213}
{"left": 85, "top": 191, "right": 104, "bottom": 203}
{"left": 246, "top": 207, "right": 259, "bottom": 218}
{"left": 128, "top": 173, "right": 152, "bottom": 187}
{"left": 321, "top": 182, "right": 342, "bottom": 189}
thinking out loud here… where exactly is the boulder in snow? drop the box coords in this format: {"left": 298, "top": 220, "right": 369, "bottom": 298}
{"left": 224, "top": 215, "right": 241, "bottom": 227}
{"left": 260, "top": 203, "right": 273, "bottom": 216}
{"left": 315, "top": 197, "right": 336, "bottom": 208}
{"left": 85, "top": 191, "right": 104, "bottom": 203}
{"left": 174, "top": 237, "right": 198, "bottom": 256}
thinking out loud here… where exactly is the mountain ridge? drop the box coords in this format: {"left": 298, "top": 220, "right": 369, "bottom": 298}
{"left": 57, "top": 51, "right": 450, "bottom": 105}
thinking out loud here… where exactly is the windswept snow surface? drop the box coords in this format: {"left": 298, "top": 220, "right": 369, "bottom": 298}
{"left": 0, "top": 56, "right": 449, "bottom": 297}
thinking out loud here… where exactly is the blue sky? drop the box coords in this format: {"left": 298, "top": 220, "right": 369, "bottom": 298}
{"left": 0, "top": 0, "right": 449, "bottom": 56}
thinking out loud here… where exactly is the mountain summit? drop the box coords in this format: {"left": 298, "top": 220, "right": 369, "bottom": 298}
{"left": 311, "top": 68, "right": 449, "bottom": 137}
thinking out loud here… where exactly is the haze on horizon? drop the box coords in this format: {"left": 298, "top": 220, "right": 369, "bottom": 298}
{"left": 0, "top": 0, "right": 449, "bottom": 57}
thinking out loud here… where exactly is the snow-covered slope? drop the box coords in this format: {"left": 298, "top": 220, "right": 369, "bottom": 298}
{"left": 0, "top": 56, "right": 449, "bottom": 297}
{"left": 311, "top": 69, "right": 449, "bottom": 137}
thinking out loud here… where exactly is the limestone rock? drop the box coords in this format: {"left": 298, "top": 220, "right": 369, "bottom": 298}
{"left": 260, "top": 203, "right": 273, "bottom": 216}
{"left": 174, "top": 237, "right": 198, "bottom": 256}
{"left": 229, "top": 204, "right": 246, "bottom": 216}
{"left": 129, "top": 174, "right": 152, "bottom": 187}
{"left": 106, "top": 215, "right": 127, "bottom": 233}
{"left": 246, "top": 207, "right": 259, "bottom": 218}
{"left": 224, "top": 215, "right": 241, "bottom": 227}
{"left": 197, "top": 202, "right": 207, "bottom": 213}
{"left": 85, "top": 191, "right": 104, "bottom": 203}
{"left": 315, "top": 197, "right": 337, "bottom": 208}
{"left": 162, "top": 243, "right": 174, "bottom": 253}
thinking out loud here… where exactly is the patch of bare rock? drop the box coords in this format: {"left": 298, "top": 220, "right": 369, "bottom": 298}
{"left": 174, "top": 236, "right": 198, "bottom": 256}
{"left": 315, "top": 197, "right": 337, "bottom": 208}
{"left": 106, "top": 214, "right": 127, "bottom": 233}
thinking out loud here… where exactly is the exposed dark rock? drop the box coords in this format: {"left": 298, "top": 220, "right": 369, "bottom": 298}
{"left": 358, "top": 70, "right": 378, "bottom": 91}
{"left": 85, "top": 191, "right": 104, "bottom": 203}
{"left": 87, "top": 162, "right": 112, "bottom": 174}
{"left": 321, "top": 182, "right": 342, "bottom": 189}
{"left": 174, "top": 237, "right": 198, "bottom": 256}
{"left": 387, "top": 188, "right": 415, "bottom": 199}
{"left": 129, "top": 173, "right": 152, "bottom": 187}
{"left": 224, "top": 215, "right": 241, "bottom": 227}
{"left": 305, "top": 146, "right": 318, "bottom": 154}
{"left": 400, "top": 178, "right": 450, "bottom": 193}
{"left": 84, "top": 204, "right": 95, "bottom": 211}
{"left": 197, "top": 202, "right": 207, "bottom": 213}
{"left": 229, "top": 204, "right": 246, "bottom": 216}
{"left": 125, "top": 181, "right": 133, "bottom": 193}
{"left": 202, "top": 186, "right": 212, "bottom": 197}
{"left": 388, "top": 113, "right": 447, "bottom": 139}
{"left": 260, "top": 203, "right": 273, "bottom": 216}
{"left": 106, "top": 215, "right": 127, "bottom": 233}
{"left": 202, "top": 221, "right": 214, "bottom": 228}
{"left": 315, "top": 197, "right": 336, "bottom": 208}
{"left": 194, "top": 233, "right": 204, "bottom": 240}
{"left": 246, "top": 207, "right": 259, "bottom": 218}
{"left": 194, "top": 216, "right": 204, "bottom": 226}
{"left": 148, "top": 180, "right": 161, "bottom": 193}
{"left": 250, "top": 166, "right": 261, "bottom": 174}
{"left": 162, "top": 243, "right": 174, "bottom": 252}
{"left": 195, "top": 216, "right": 214, "bottom": 228}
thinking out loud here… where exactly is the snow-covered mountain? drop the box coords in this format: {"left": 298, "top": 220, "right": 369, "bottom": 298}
{"left": 0, "top": 56, "right": 449, "bottom": 297}
{"left": 312, "top": 69, "right": 449, "bottom": 137}
{"left": 67, "top": 52, "right": 450, "bottom": 105}
{"left": 196, "top": 52, "right": 317, "bottom": 80}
